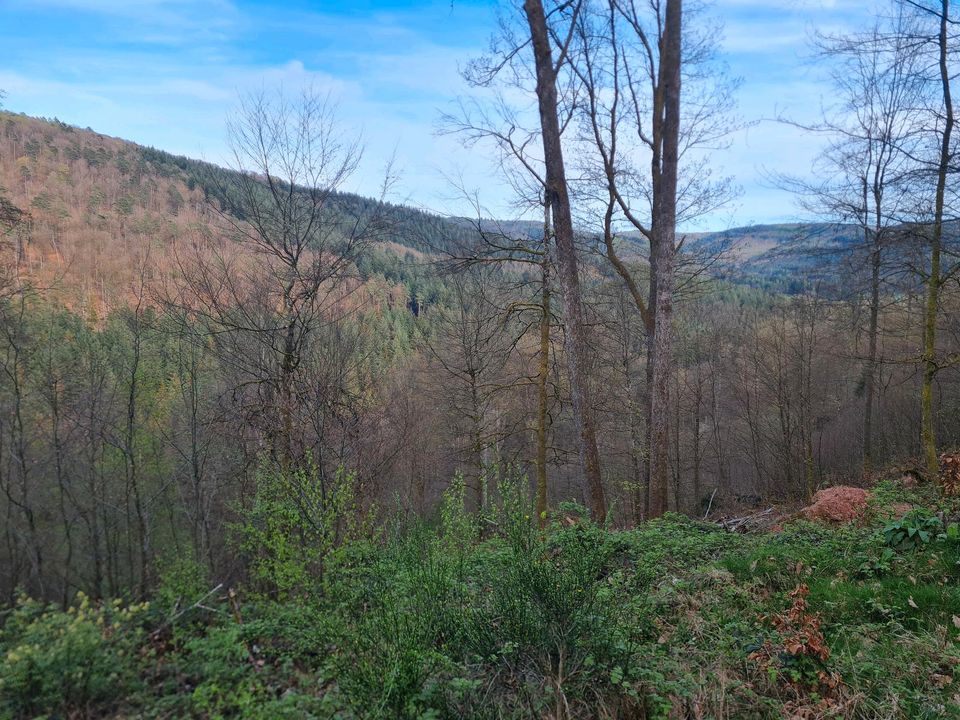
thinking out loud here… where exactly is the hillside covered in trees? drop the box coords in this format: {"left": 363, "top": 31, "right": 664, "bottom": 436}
{"left": 2, "top": 0, "right": 960, "bottom": 717}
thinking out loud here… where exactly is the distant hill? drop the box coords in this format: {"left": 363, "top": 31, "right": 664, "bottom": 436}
{"left": 687, "top": 223, "right": 865, "bottom": 293}
{"left": 0, "top": 111, "right": 891, "bottom": 309}
{"left": 689, "top": 223, "right": 857, "bottom": 260}
{"left": 0, "top": 112, "right": 482, "bottom": 312}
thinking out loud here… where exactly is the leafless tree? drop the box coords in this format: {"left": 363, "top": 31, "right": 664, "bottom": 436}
{"left": 170, "top": 88, "right": 392, "bottom": 467}
{"left": 777, "top": 7, "right": 925, "bottom": 474}
{"left": 570, "top": 0, "right": 730, "bottom": 517}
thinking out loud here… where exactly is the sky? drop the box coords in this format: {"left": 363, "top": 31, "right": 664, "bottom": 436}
{"left": 0, "top": 0, "right": 882, "bottom": 230}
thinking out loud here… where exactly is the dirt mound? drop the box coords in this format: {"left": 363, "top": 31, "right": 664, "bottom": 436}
{"left": 801, "top": 486, "right": 870, "bottom": 524}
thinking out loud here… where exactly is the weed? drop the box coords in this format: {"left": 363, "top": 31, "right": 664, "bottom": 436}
{"left": 884, "top": 509, "right": 943, "bottom": 550}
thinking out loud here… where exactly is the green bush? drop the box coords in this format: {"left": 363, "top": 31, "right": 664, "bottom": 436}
{"left": 155, "top": 552, "right": 213, "bottom": 616}
{"left": 0, "top": 592, "right": 148, "bottom": 718}
{"left": 324, "top": 473, "right": 672, "bottom": 718}
{"left": 4, "top": 470, "right": 960, "bottom": 719}
{"left": 233, "top": 458, "right": 370, "bottom": 599}
{"left": 883, "top": 509, "right": 943, "bottom": 550}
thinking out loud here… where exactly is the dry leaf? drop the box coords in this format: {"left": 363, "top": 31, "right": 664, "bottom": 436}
{"left": 932, "top": 673, "right": 953, "bottom": 688}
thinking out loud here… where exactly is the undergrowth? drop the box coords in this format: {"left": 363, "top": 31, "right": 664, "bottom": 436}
{"left": 1, "top": 475, "right": 959, "bottom": 719}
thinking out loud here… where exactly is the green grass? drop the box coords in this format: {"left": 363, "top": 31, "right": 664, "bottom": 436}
{"left": 2, "top": 483, "right": 959, "bottom": 719}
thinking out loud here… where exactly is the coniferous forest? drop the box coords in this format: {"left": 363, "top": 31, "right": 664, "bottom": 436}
{"left": 2, "top": 1, "right": 960, "bottom": 718}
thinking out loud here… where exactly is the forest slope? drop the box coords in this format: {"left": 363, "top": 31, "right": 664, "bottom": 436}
{"left": 0, "top": 111, "right": 863, "bottom": 309}
{"left": 0, "top": 112, "right": 477, "bottom": 313}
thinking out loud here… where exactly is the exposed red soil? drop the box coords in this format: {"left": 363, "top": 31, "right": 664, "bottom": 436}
{"left": 800, "top": 486, "right": 870, "bottom": 524}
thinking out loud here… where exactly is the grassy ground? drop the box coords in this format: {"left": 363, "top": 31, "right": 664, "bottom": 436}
{"left": 2, "top": 477, "right": 959, "bottom": 719}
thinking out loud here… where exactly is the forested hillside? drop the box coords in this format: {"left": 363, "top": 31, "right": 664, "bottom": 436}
{"left": 0, "top": 112, "right": 480, "bottom": 310}
{"left": 0, "top": 106, "right": 958, "bottom": 597}
{"left": 2, "top": 0, "right": 960, "bottom": 716}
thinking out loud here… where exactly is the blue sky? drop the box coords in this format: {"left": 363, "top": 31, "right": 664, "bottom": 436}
{"left": 1, "top": 0, "right": 880, "bottom": 229}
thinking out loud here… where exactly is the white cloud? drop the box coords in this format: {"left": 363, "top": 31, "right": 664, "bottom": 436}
{"left": 0, "top": 0, "right": 896, "bottom": 227}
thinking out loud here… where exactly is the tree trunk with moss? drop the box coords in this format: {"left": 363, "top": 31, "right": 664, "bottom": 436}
{"left": 921, "top": 0, "right": 953, "bottom": 481}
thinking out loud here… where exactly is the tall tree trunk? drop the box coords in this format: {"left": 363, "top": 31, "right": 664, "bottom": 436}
{"left": 710, "top": 368, "right": 728, "bottom": 492}
{"left": 536, "top": 203, "right": 552, "bottom": 529}
{"left": 691, "top": 371, "right": 702, "bottom": 515}
{"left": 801, "top": 303, "right": 817, "bottom": 501}
{"left": 469, "top": 367, "right": 484, "bottom": 514}
{"left": 863, "top": 225, "right": 881, "bottom": 474}
{"left": 622, "top": 310, "right": 645, "bottom": 524}
{"left": 672, "top": 373, "right": 682, "bottom": 511}
{"left": 280, "top": 294, "right": 297, "bottom": 468}
{"left": 85, "top": 396, "right": 104, "bottom": 598}
{"left": 647, "top": 0, "right": 682, "bottom": 518}
{"left": 125, "top": 320, "right": 150, "bottom": 598}
{"left": 921, "top": 0, "right": 953, "bottom": 481}
{"left": 642, "top": 279, "right": 655, "bottom": 517}
{"left": 524, "top": 0, "right": 606, "bottom": 523}
{"left": 50, "top": 380, "right": 75, "bottom": 607}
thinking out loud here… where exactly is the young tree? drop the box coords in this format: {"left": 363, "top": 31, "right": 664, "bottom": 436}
{"left": 434, "top": 201, "right": 560, "bottom": 526}
{"left": 422, "top": 268, "right": 511, "bottom": 513}
{"left": 780, "top": 9, "right": 924, "bottom": 474}
{"left": 172, "top": 89, "right": 390, "bottom": 468}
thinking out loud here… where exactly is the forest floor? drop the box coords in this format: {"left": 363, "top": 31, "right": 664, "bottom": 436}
{"left": 1, "top": 471, "right": 959, "bottom": 719}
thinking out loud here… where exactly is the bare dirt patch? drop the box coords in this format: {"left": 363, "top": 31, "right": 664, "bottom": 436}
{"left": 800, "top": 486, "right": 870, "bottom": 524}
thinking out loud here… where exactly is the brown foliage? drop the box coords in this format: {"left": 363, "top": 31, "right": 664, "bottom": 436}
{"left": 0, "top": 111, "right": 209, "bottom": 312}
{"left": 767, "top": 585, "right": 831, "bottom": 663}
{"left": 800, "top": 486, "right": 870, "bottom": 524}
{"left": 751, "top": 584, "right": 843, "bottom": 718}
{"left": 938, "top": 451, "right": 960, "bottom": 496}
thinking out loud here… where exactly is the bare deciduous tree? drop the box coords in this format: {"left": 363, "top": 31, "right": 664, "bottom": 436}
{"left": 572, "top": 0, "right": 735, "bottom": 517}
{"left": 778, "top": 7, "right": 924, "bottom": 474}
{"left": 523, "top": 0, "right": 608, "bottom": 522}
{"left": 171, "top": 89, "right": 391, "bottom": 468}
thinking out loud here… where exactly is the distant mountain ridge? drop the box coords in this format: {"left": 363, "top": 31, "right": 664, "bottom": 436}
{"left": 0, "top": 111, "right": 487, "bottom": 309}
{"left": 0, "top": 111, "right": 872, "bottom": 305}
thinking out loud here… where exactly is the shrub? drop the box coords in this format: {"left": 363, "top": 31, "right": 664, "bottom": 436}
{"left": 0, "top": 592, "right": 148, "bottom": 718}
{"left": 233, "top": 458, "right": 370, "bottom": 599}
{"left": 883, "top": 509, "right": 942, "bottom": 550}
{"left": 155, "top": 552, "right": 213, "bottom": 616}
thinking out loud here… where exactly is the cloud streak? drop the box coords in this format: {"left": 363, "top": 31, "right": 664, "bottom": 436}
{"left": 1, "top": 0, "right": 883, "bottom": 228}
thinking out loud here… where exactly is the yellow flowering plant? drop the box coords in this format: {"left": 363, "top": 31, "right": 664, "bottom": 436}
{"left": 0, "top": 591, "right": 148, "bottom": 718}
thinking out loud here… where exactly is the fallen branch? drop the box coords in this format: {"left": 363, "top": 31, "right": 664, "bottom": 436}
{"left": 718, "top": 507, "right": 775, "bottom": 533}
{"left": 703, "top": 488, "right": 718, "bottom": 520}
{"left": 150, "top": 583, "right": 224, "bottom": 641}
